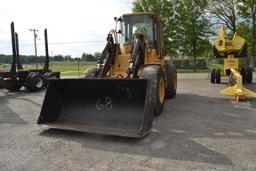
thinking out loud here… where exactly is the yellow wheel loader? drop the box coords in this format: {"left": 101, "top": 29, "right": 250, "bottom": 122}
{"left": 38, "top": 12, "right": 177, "bottom": 138}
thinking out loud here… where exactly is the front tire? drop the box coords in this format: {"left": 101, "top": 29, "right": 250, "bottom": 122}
{"left": 140, "top": 65, "right": 165, "bottom": 116}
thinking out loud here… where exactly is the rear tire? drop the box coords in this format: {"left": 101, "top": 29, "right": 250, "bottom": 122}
{"left": 140, "top": 65, "right": 165, "bottom": 116}
{"left": 0, "top": 80, "right": 4, "bottom": 88}
{"left": 240, "top": 67, "right": 246, "bottom": 83}
{"left": 26, "top": 73, "right": 45, "bottom": 92}
{"left": 165, "top": 64, "right": 177, "bottom": 99}
{"left": 211, "top": 69, "right": 216, "bottom": 84}
{"left": 4, "top": 80, "right": 22, "bottom": 91}
{"left": 246, "top": 67, "right": 253, "bottom": 84}
{"left": 84, "top": 66, "right": 97, "bottom": 78}
{"left": 3, "top": 80, "right": 22, "bottom": 91}
{"left": 215, "top": 69, "right": 221, "bottom": 84}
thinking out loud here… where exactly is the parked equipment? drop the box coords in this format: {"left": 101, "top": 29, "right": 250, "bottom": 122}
{"left": 212, "top": 26, "right": 256, "bottom": 101}
{"left": 1, "top": 22, "right": 60, "bottom": 92}
{"left": 38, "top": 12, "right": 177, "bottom": 138}
{"left": 211, "top": 26, "right": 252, "bottom": 84}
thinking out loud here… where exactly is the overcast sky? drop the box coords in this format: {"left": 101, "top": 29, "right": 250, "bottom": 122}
{"left": 0, "top": 0, "right": 133, "bottom": 57}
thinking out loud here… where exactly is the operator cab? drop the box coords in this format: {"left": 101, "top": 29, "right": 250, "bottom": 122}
{"left": 119, "top": 13, "right": 164, "bottom": 56}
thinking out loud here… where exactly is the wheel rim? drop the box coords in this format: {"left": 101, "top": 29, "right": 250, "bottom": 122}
{"left": 173, "top": 73, "right": 177, "bottom": 91}
{"left": 36, "top": 78, "right": 43, "bottom": 88}
{"left": 159, "top": 78, "right": 165, "bottom": 104}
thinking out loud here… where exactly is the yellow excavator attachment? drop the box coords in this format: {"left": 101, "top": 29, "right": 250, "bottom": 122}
{"left": 220, "top": 69, "right": 256, "bottom": 101}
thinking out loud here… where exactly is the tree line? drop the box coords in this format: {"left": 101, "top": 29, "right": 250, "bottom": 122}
{"left": 0, "top": 52, "right": 101, "bottom": 64}
{"left": 132, "top": 0, "right": 256, "bottom": 68}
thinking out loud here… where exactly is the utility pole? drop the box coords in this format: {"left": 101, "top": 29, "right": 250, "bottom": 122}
{"left": 29, "top": 28, "right": 38, "bottom": 57}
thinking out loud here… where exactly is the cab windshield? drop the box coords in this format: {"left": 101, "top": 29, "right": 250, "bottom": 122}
{"left": 121, "top": 15, "right": 154, "bottom": 45}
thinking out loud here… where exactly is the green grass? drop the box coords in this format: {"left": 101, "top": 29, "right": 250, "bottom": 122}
{"left": 177, "top": 69, "right": 209, "bottom": 73}
{"left": 210, "top": 63, "right": 223, "bottom": 70}
{"left": 23, "top": 62, "right": 96, "bottom": 76}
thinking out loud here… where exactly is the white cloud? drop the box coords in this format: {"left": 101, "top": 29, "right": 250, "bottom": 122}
{"left": 0, "top": 0, "right": 133, "bottom": 57}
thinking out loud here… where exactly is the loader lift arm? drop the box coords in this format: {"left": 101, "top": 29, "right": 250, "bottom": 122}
{"left": 85, "top": 30, "right": 117, "bottom": 78}
{"left": 128, "top": 32, "right": 145, "bottom": 78}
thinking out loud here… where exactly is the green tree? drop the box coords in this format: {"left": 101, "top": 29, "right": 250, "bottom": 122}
{"left": 132, "top": 0, "right": 211, "bottom": 71}
{"left": 81, "top": 53, "right": 96, "bottom": 61}
{"left": 64, "top": 55, "right": 72, "bottom": 61}
{"left": 237, "top": 0, "right": 256, "bottom": 68}
{"left": 94, "top": 52, "right": 101, "bottom": 60}
{"left": 207, "top": 0, "right": 238, "bottom": 33}
{"left": 177, "top": 0, "right": 211, "bottom": 71}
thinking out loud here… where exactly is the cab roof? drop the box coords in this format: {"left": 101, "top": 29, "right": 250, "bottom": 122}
{"left": 122, "top": 12, "right": 161, "bottom": 20}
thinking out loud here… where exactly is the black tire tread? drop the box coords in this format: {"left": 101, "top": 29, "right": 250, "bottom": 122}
{"left": 165, "top": 64, "right": 177, "bottom": 99}
{"left": 211, "top": 69, "right": 216, "bottom": 84}
{"left": 140, "top": 65, "right": 165, "bottom": 116}
{"left": 246, "top": 67, "right": 253, "bottom": 84}
{"left": 4, "top": 80, "right": 22, "bottom": 91}
{"left": 215, "top": 69, "right": 221, "bottom": 84}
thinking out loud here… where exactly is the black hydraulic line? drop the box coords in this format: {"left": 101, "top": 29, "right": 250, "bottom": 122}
{"left": 10, "top": 22, "right": 17, "bottom": 72}
{"left": 15, "top": 32, "right": 23, "bottom": 70}
{"left": 43, "top": 29, "right": 49, "bottom": 70}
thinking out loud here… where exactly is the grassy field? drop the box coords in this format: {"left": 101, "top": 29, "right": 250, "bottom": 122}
{"left": 48, "top": 62, "right": 95, "bottom": 76}
{"left": 0, "top": 62, "right": 96, "bottom": 77}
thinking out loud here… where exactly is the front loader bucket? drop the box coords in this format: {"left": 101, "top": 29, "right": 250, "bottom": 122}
{"left": 38, "top": 79, "right": 153, "bottom": 138}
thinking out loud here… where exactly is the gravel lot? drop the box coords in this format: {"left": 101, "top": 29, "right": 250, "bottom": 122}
{"left": 0, "top": 73, "right": 256, "bottom": 171}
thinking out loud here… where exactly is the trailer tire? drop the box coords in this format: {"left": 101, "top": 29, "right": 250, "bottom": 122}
{"left": 43, "top": 72, "right": 59, "bottom": 87}
{"left": 4, "top": 80, "right": 22, "bottom": 91}
{"left": 140, "top": 65, "right": 165, "bottom": 116}
{"left": 165, "top": 64, "right": 177, "bottom": 99}
{"left": 246, "top": 67, "right": 253, "bottom": 84}
{"left": 215, "top": 69, "right": 221, "bottom": 84}
{"left": 84, "top": 66, "right": 97, "bottom": 78}
{"left": 0, "top": 80, "right": 4, "bottom": 88}
{"left": 26, "top": 73, "right": 45, "bottom": 91}
{"left": 240, "top": 67, "right": 246, "bottom": 83}
{"left": 211, "top": 69, "right": 216, "bottom": 84}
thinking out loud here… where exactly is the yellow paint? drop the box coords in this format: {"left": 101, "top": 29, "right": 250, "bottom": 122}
{"left": 220, "top": 69, "right": 256, "bottom": 101}
{"left": 215, "top": 26, "right": 246, "bottom": 53}
{"left": 223, "top": 55, "right": 238, "bottom": 76}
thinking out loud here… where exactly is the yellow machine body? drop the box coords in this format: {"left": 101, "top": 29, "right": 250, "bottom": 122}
{"left": 214, "top": 26, "right": 245, "bottom": 76}
{"left": 223, "top": 55, "right": 238, "bottom": 76}
{"left": 220, "top": 69, "right": 256, "bottom": 101}
{"left": 213, "top": 26, "right": 255, "bottom": 101}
